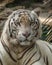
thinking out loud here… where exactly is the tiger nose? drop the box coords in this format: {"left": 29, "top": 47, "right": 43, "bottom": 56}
{"left": 22, "top": 32, "right": 30, "bottom": 38}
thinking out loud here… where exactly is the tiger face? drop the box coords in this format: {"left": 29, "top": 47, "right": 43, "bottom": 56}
{"left": 4, "top": 9, "right": 42, "bottom": 46}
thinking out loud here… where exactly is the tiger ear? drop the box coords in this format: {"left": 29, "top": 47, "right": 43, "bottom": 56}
{"left": 31, "top": 8, "right": 41, "bottom": 16}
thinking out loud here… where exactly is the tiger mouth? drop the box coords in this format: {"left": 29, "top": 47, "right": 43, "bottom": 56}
{"left": 19, "top": 39, "right": 32, "bottom": 42}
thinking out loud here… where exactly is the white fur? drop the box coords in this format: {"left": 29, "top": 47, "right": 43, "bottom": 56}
{"left": 0, "top": 9, "right": 52, "bottom": 65}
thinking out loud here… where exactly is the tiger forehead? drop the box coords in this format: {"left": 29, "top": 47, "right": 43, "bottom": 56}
{"left": 19, "top": 14, "right": 30, "bottom": 23}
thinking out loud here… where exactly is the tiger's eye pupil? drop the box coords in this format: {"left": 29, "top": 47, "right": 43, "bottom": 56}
{"left": 35, "top": 20, "right": 38, "bottom": 24}
{"left": 13, "top": 18, "right": 15, "bottom": 21}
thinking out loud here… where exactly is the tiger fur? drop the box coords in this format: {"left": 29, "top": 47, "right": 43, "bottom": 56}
{"left": 0, "top": 9, "right": 52, "bottom": 65}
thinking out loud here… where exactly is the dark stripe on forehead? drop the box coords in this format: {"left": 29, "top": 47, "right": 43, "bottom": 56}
{"left": 16, "top": 10, "right": 30, "bottom": 16}
{"left": 27, "top": 12, "right": 33, "bottom": 22}
{"left": 18, "top": 11, "right": 28, "bottom": 16}
{"left": 10, "top": 10, "right": 32, "bottom": 24}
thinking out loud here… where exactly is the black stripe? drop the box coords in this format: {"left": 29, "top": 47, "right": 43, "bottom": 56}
{"left": 9, "top": 19, "right": 11, "bottom": 33}
{"left": 46, "top": 44, "right": 52, "bottom": 53}
{"left": 9, "top": 19, "right": 12, "bottom": 37}
{"left": 30, "top": 53, "right": 41, "bottom": 65}
{"left": 1, "top": 40, "right": 17, "bottom": 62}
{"left": 43, "top": 56, "right": 46, "bottom": 63}
{"left": 25, "top": 50, "right": 37, "bottom": 65}
{"left": 46, "top": 56, "right": 49, "bottom": 65}
{"left": 17, "top": 45, "right": 34, "bottom": 60}
{"left": 24, "top": 44, "right": 41, "bottom": 65}
{"left": 30, "top": 48, "right": 41, "bottom": 65}
{"left": 0, "top": 59, "right": 3, "bottom": 65}
{"left": 23, "top": 46, "right": 35, "bottom": 63}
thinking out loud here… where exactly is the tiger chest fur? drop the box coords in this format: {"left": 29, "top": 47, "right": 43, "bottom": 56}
{"left": 0, "top": 40, "right": 45, "bottom": 65}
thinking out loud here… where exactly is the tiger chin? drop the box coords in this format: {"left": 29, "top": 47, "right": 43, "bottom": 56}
{"left": 0, "top": 9, "right": 52, "bottom": 65}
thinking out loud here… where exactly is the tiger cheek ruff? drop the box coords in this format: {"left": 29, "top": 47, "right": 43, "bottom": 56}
{"left": 0, "top": 9, "right": 52, "bottom": 65}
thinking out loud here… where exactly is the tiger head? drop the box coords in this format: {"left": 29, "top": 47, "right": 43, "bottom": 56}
{"left": 2, "top": 9, "right": 42, "bottom": 46}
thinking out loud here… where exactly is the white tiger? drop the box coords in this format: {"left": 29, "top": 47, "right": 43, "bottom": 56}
{"left": 0, "top": 9, "right": 52, "bottom": 65}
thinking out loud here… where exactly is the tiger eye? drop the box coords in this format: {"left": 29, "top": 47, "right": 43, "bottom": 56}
{"left": 13, "top": 18, "right": 15, "bottom": 21}
{"left": 35, "top": 19, "right": 39, "bottom": 25}
{"left": 35, "top": 21, "right": 38, "bottom": 24}
{"left": 17, "top": 22, "right": 21, "bottom": 26}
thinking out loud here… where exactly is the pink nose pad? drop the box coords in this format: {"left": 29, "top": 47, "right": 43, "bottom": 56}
{"left": 22, "top": 32, "right": 30, "bottom": 38}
